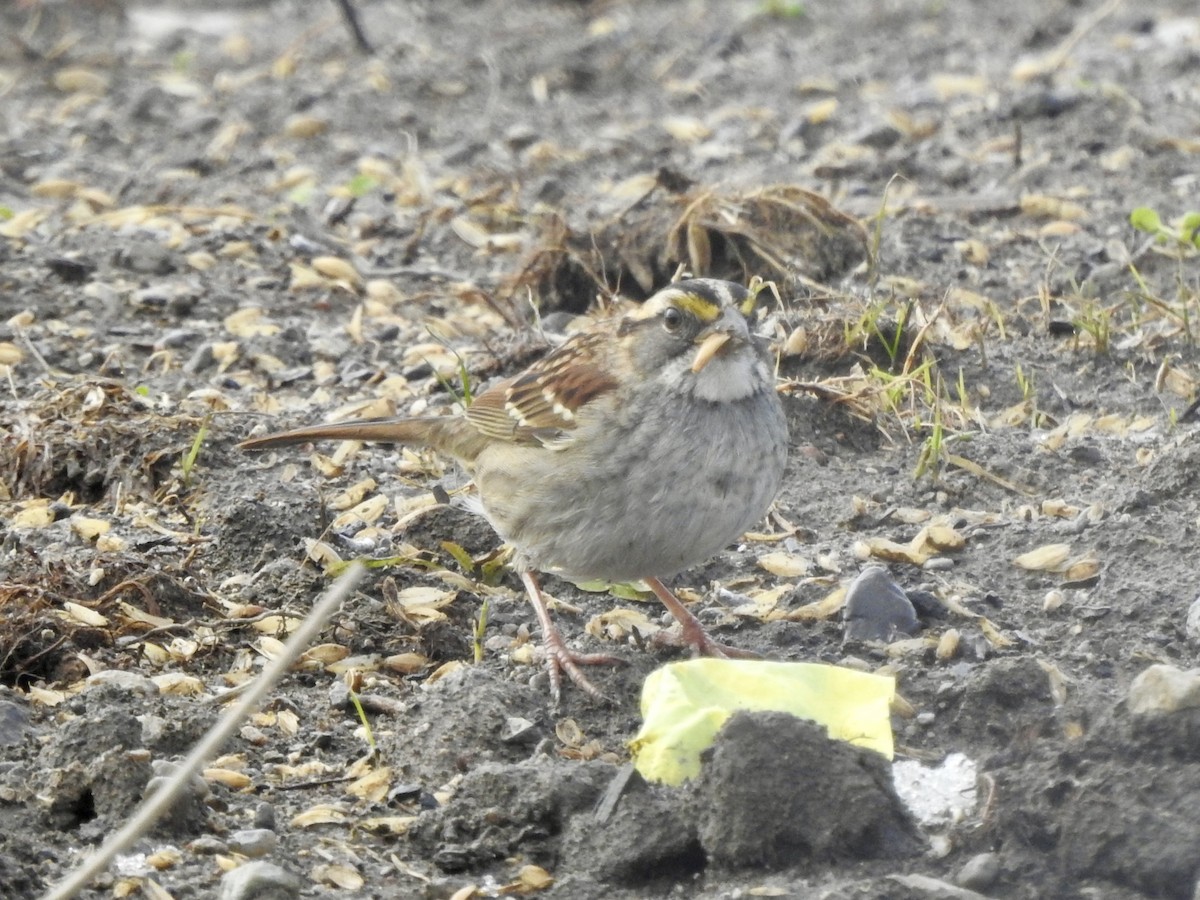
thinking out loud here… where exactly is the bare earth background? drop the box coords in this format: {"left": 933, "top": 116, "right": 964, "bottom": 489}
{"left": 2, "top": 0, "right": 1200, "bottom": 897}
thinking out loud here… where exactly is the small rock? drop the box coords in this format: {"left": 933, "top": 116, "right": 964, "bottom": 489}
{"left": 1043, "top": 590, "right": 1066, "bottom": 614}
{"left": 219, "top": 861, "right": 304, "bottom": 900}
{"left": 132, "top": 285, "right": 172, "bottom": 309}
{"left": 155, "top": 328, "right": 200, "bottom": 350}
{"left": 956, "top": 851, "right": 1001, "bottom": 891}
{"left": 500, "top": 717, "right": 540, "bottom": 745}
{"left": 908, "top": 590, "right": 949, "bottom": 620}
{"left": 227, "top": 828, "right": 277, "bottom": 858}
{"left": 1009, "top": 87, "right": 1082, "bottom": 119}
{"left": 85, "top": 670, "right": 160, "bottom": 696}
{"left": 1127, "top": 664, "right": 1200, "bottom": 715}
{"left": 45, "top": 255, "right": 95, "bottom": 283}
{"left": 252, "top": 802, "right": 276, "bottom": 831}
{"left": 504, "top": 123, "right": 539, "bottom": 151}
{"left": 888, "top": 872, "right": 992, "bottom": 898}
{"left": 146, "top": 760, "right": 211, "bottom": 834}
{"left": 239, "top": 725, "right": 269, "bottom": 746}
{"left": 81, "top": 281, "right": 120, "bottom": 308}
{"left": 852, "top": 122, "right": 903, "bottom": 150}
{"left": 0, "top": 700, "right": 31, "bottom": 746}
{"left": 137, "top": 713, "right": 167, "bottom": 744}
{"left": 387, "top": 783, "right": 423, "bottom": 804}
{"left": 167, "top": 292, "right": 198, "bottom": 317}
{"left": 288, "top": 233, "right": 330, "bottom": 256}
{"left": 1185, "top": 597, "right": 1200, "bottom": 644}
{"left": 115, "top": 241, "right": 176, "bottom": 275}
{"left": 187, "top": 835, "right": 229, "bottom": 855}
{"left": 327, "top": 680, "right": 351, "bottom": 708}
{"left": 843, "top": 566, "right": 920, "bottom": 642}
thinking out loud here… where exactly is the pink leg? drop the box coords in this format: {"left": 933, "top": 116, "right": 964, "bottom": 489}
{"left": 645, "top": 577, "right": 760, "bottom": 659}
{"left": 520, "top": 571, "right": 623, "bottom": 703}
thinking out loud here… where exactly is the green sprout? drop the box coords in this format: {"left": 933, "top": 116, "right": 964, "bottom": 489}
{"left": 1015, "top": 362, "right": 1033, "bottom": 402}
{"left": 1131, "top": 207, "right": 1200, "bottom": 251}
{"left": 440, "top": 540, "right": 475, "bottom": 574}
{"left": 759, "top": 0, "right": 806, "bottom": 17}
{"left": 864, "top": 174, "right": 903, "bottom": 292}
{"left": 846, "top": 300, "right": 908, "bottom": 370}
{"left": 348, "top": 689, "right": 377, "bottom": 754}
{"left": 473, "top": 598, "right": 489, "bottom": 664}
{"left": 955, "top": 368, "right": 970, "bottom": 413}
{"left": 1073, "top": 299, "right": 1112, "bottom": 355}
{"left": 180, "top": 412, "right": 211, "bottom": 488}
{"left": 428, "top": 345, "right": 474, "bottom": 408}
{"left": 913, "top": 404, "right": 945, "bottom": 480}
{"left": 346, "top": 174, "right": 379, "bottom": 198}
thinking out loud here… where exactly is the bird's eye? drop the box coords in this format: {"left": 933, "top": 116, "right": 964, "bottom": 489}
{"left": 662, "top": 307, "right": 683, "bottom": 332}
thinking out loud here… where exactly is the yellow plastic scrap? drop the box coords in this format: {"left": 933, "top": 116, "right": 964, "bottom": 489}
{"left": 630, "top": 659, "right": 895, "bottom": 786}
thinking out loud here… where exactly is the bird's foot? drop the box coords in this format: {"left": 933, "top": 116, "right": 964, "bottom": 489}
{"left": 644, "top": 576, "right": 761, "bottom": 661}
{"left": 520, "top": 570, "right": 623, "bottom": 704}
{"left": 541, "top": 630, "right": 624, "bottom": 705}
{"left": 650, "top": 624, "right": 761, "bottom": 660}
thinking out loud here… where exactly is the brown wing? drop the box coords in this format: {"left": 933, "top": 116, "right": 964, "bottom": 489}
{"left": 465, "top": 330, "right": 618, "bottom": 445}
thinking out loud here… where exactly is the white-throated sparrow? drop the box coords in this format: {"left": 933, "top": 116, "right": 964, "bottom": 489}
{"left": 241, "top": 278, "right": 789, "bottom": 701}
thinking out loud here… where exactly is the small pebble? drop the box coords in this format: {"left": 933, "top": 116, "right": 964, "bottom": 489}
{"left": 138, "top": 714, "right": 167, "bottom": 744}
{"left": 843, "top": 566, "right": 919, "bottom": 642}
{"left": 956, "top": 851, "right": 1002, "bottom": 891}
{"left": 145, "top": 770, "right": 209, "bottom": 834}
{"left": 188, "top": 835, "right": 229, "bottom": 855}
{"left": 117, "top": 241, "right": 176, "bottom": 275}
{"left": 252, "top": 802, "right": 276, "bottom": 831}
{"left": 218, "top": 860, "right": 304, "bottom": 900}
{"left": 1185, "top": 597, "right": 1200, "bottom": 644}
{"left": 0, "top": 701, "right": 31, "bottom": 746}
{"left": 852, "top": 122, "right": 903, "bottom": 150}
{"left": 239, "top": 725, "right": 270, "bottom": 746}
{"left": 132, "top": 285, "right": 171, "bottom": 309}
{"left": 1044, "top": 590, "right": 1066, "bottom": 614}
{"left": 501, "top": 717, "right": 539, "bottom": 745}
{"left": 1127, "top": 664, "right": 1200, "bottom": 715}
{"left": 85, "top": 670, "right": 159, "bottom": 696}
{"left": 155, "top": 328, "right": 200, "bottom": 350}
{"left": 890, "top": 872, "right": 991, "bottom": 898}
{"left": 227, "top": 828, "right": 277, "bottom": 859}
{"left": 328, "top": 680, "right": 351, "bottom": 708}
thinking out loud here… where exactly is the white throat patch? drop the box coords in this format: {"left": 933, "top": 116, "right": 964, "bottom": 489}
{"left": 691, "top": 353, "right": 761, "bottom": 402}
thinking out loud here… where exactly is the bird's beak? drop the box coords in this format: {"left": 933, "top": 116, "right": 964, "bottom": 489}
{"left": 691, "top": 331, "right": 732, "bottom": 373}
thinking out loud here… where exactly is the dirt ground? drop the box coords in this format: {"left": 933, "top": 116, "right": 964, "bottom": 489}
{"left": 2, "top": 0, "right": 1200, "bottom": 897}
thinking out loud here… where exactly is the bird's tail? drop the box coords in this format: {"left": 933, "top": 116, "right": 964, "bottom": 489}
{"left": 239, "top": 417, "right": 443, "bottom": 451}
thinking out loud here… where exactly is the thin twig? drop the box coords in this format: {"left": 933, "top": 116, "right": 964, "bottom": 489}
{"left": 333, "top": 0, "right": 373, "bottom": 53}
{"left": 1039, "top": 0, "right": 1125, "bottom": 73}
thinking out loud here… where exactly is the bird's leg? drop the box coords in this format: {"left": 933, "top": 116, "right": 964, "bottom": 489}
{"left": 519, "top": 571, "right": 623, "bottom": 704}
{"left": 645, "top": 576, "right": 760, "bottom": 660}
